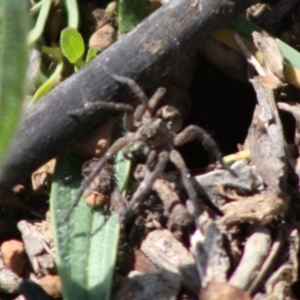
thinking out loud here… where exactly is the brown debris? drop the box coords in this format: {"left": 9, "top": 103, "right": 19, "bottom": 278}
{"left": 113, "top": 270, "right": 181, "bottom": 300}
{"left": 238, "top": 32, "right": 295, "bottom": 197}
{"left": 31, "top": 159, "right": 56, "bottom": 193}
{"left": 17, "top": 218, "right": 55, "bottom": 276}
{"left": 229, "top": 225, "right": 271, "bottom": 290}
{"left": 195, "top": 160, "right": 263, "bottom": 209}
{"left": 252, "top": 31, "right": 285, "bottom": 83}
{"left": 219, "top": 186, "right": 287, "bottom": 225}
{"left": 134, "top": 164, "right": 192, "bottom": 230}
{"left": 134, "top": 249, "right": 158, "bottom": 273}
{"left": 73, "top": 119, "right": 114, "bottom": 158}
{"left": 35, "top": 274, "right": 62, "bottom": 299}
{"left": 89, "top": 24, "right": 117, "bottom": 52}
{"left": 140, "top": 229, "right": 199, "bottom": 294}
{"left": 1, "top": 239, "right": 27, "bottom": 275}
{"left": 191, "top": 212, "right": 229, "bottom": 288}
{"left": 82, "top": 159, "right": 115, "bottom": 208}
{"left": 200, "top": 282, "right": 251, "bottom": 300}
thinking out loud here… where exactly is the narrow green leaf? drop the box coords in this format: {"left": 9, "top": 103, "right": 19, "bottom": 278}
{"left": 227, "top": 17, "right": 262, "bottom": 39}
{"left": 28, "top": 0, "right": 52, "bottom": 44}
{"left": 0, "top": 0, "right": 29, "bottom": 164}
{"left": 31, "top": 60, "right": 63, "bottom": 103}
{"left": 30, "top": 1, "right": 44, "bottom": 16}
{"left": 50, "top": 151, "right": 120, "bottom": 300}
{"left": 114, "top": 150, "right": 131, "bottom": 193}
{"left": 118, "top": 0, "right": 148, "bottom": 34}
{"left": 60, "top": 27, "right": 85, "bottom": 64}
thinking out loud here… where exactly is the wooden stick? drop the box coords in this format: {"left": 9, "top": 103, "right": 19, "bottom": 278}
{"left": 0, "top": 0, "right": 257, "bottom": 191}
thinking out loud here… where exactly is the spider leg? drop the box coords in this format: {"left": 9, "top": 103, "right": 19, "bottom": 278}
{"left": 65, "top": 137, "right": 129, "bottom": 220}
{"left": 169, "top": 149, "right": 202, "bottom": 216}
{"left": 145, "top": 149, "right": 157, "bottom": 170}
{"left": 174, "top": 125, "right": 225, "bottom": 168}
{"left": 68, "top": 100, "right": 133, "bottom": 118}
{"left": 124, "top": 151, "right": 169, "bottom": 221}
{"left": 104, "top": 67, "right": 166, "bottom": 122}
{"left": 142, "top": 87, "right": 166, "bottom": 119}
{"left": 104, "top": 67, "right": 149, "bottom": 105}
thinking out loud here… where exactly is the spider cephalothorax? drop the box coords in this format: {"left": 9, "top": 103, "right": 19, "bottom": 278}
{"left": 66, "top": 69, "right": 226, "bottom": 220}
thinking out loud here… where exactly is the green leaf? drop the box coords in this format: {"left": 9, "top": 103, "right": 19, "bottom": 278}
{"left": 31, "top": 60, "right": 63, "bottom": 104}
{"left": 0, "top": 0, "right": 29, "bottom": 164}
{"left": 42, "top": 46, "right": 63, "bottom": 60}
{"left": 61, "top": 27, "right": 85, "bottom": 64}
{"left": 118, "top": 0, "right": 148, "bottom": 34}
{"left": 50, "top": 151, "right": 120, "bottom": 300}
{"left": 28, "top": 0, "right": 52, "bottom": 44}
{"left": 114, "top": 149, "right": 131, "bottom": 193}
{"left": 86, "top": 48, "right": 98, "bottom": 63}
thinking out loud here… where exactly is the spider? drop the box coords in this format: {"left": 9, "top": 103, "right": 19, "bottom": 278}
{"left": 66, "top": 68, "right": 227, "bottom": 220}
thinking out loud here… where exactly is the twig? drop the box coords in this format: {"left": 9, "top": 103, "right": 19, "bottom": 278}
{"left": 229, "top": 225, "right": 271, "bottom": 289}
{"left": 247, "top": 229, "right": 283, "bottom": 294}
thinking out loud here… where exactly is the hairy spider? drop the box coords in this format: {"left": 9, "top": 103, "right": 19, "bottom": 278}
{"left": 66, "top": 69, "right": 226, "bottom": 220}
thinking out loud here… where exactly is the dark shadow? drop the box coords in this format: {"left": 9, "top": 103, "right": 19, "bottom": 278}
{"left": 180, "top": 55, "right": 256, "bottom": 169}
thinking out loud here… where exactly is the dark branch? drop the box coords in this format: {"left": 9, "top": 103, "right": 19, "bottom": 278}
{"left": 0, "top": 0, "right": 256, "bottom": 192}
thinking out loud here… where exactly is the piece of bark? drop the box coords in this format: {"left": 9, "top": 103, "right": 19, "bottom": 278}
{"left": 200, "top": 282, "right": 251, "bottom": 300}
{"left": 277, "top": 102, "right": 300, "bottom": 148}
{"left": 113, "top": 270, "right": 181, "bottom": 300}
{"left": 195, "top": 160, "right": 263, "bottom": 209}
{"left": 229, "top": 225, "right": 271, "bottom": 290}
{"left": 17, "top": 220, "right": 55, "bottom": 276}
{"left": 0, "top": 0, "right": 257, "bottom": 194}
{"left": 248, "top": 94, "right": 292, "bottom": 196}
{"left": 239, "top": 36, "right": 295, "bottom": 195}
{"left": 141, "top": 229, "right": 199, "bottom": 294}
{"left": 219, "top": 188, "right": 287, "bottom": 225}
{"left": 190, "top": 212, "right": 229, "bottom": 288}
{"left": 257, "top": 264, "right": 294, "bottom": 299}
{"left": 247, "top": 231, "right": 283, "bottom": 294}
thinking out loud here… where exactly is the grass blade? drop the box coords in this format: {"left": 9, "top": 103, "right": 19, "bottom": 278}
{"left": 28, "top": 0, "right": 52, "bottom": 44}
{"left": 0, "top": 0, "right": 28, "bottom": 164}
{"left": 31, "top": 60, "right": 63, "bottom": 103}
{"left": 50, "top": 151, "right": 120, "bottom": 300}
